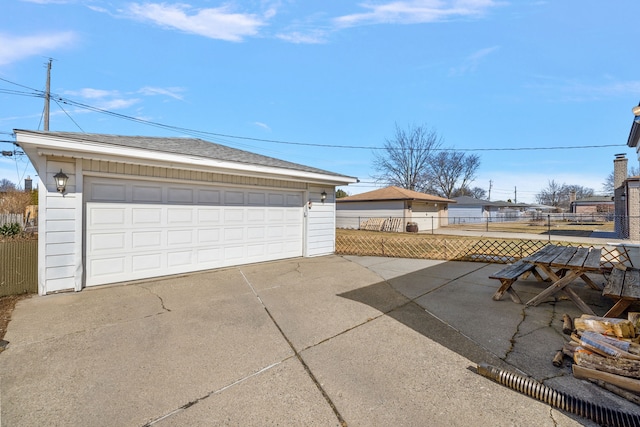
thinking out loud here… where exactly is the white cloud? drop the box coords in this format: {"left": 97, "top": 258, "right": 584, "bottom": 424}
{"left": 253, "top": 121, "right": 271, "bottom": 131}
{"left": 276, "top": 30, "right": 328, "bottom": 44}
{"left": 0, "top": 32, "right": 76, "bottom": 66}
{"left": 20, "top": 0, "right": 71, "bottom": 4}
{"left": 334, "top": 0, "right": 500, "bottom": 27}
{"left": 98, "top": 98, "right": 141, "bottom": 110}
{"left": 126, "top": 3, "right": 269, "bottom": 42}
{"left": 65, "top": 88, "right": 118, "bottom": 99}
{"left": 138, "top": 86, "right": 185, "bottom": 100}
{"left": 449, "top": 45, "right": 500, "bottom": 75}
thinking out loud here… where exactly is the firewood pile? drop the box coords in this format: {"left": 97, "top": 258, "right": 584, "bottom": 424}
{"left": 556, "top": 313, "right": 640, "bottom": 405}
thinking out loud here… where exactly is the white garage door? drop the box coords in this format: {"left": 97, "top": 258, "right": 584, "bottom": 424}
{"left": 84, "top": 177, "right": 304, "bottom": 286}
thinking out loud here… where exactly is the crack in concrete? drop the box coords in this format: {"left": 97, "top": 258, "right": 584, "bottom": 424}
{"left": 136, "top": 285, "right": 171, "bottom": 313}
{"left": 549, "top": 407, "right": 559, "bottom": 427}
{"left": 238, "top": 269, "right": 348, "bottom": 427}
{"left": 141, "top": 360, "right": 288, "bottom": 426}
{"left": 504, "top": 307, "right": 526, "bottom": 361}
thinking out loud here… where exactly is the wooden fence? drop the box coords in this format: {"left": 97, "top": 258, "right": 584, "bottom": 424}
{"left": 0, "top": 238, "right": 37, "bottom": 297}
{"left": 335, "top": 231, "right": 630, "bottom": 270}
{"left": 0, "top": 213, "right": 24, "bottom": 227}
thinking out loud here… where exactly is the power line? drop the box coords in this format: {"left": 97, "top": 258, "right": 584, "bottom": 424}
{"left": 0, "top": 75, "right": 629, "bottom": 152}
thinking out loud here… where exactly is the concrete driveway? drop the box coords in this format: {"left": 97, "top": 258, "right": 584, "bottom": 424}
{"left": 1, "top": 255, "right": 636, "bottom": 426}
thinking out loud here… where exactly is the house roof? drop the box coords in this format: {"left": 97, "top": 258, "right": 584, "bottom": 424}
{"left": 450, "top": 196, "right": 498, "bottom": 207}
{"left": 572, "top": 196, "right": 614, "bottom": 204}
{"left": 15, "top": 130, "right": 358, "bottom": 185}
{"left": 337, "top": 186, "right": 455, "bottom": 203}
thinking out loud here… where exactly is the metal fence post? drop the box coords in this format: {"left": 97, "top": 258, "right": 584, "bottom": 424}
{"left": 547, "top": 214, "right": 551, "bottom": 242}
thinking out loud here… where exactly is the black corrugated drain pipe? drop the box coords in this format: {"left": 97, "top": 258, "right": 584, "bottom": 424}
{"left": 476, "top": 363, "right": 640, "bottom": 427}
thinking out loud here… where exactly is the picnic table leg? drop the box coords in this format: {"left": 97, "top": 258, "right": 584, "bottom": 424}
{"left": 603, "top": 300, "right": 632, "bottom": 318}
{"left": 561, "top": 288, "right": 595, "bottom": 316}
{"left": 580, "top": 273, "right": 603, "bottom": 291}
{"left": 525, "top": 270, "right": 581, "bottom": 307}
{"left": 492, "top": 279, "right": 522, "bottom": 304}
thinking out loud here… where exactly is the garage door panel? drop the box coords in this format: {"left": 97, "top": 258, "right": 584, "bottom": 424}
{"left": 168, "top": 187, "right": 194, "bottom": 203}
{"left": 167, "top": 229, "right": 193, "bottom": 245}
{"left": 132, "top": 185, "right": 163, "bottom": 202}
{"left": 167, "top": 250, "right": 193, "bottom": 267}
{"left": 286, "top": 194, "right": 302, "bottom": 206}
{"left": 85, "top": 178, "right": 303, "bottom": 286}
{"left": 224, "top": 227, "right": 244, "bottom": 242}
{"left": 133, "top": 208, "right": 162, "bottom": 225}
{"left": 198, "top": 229, "right": 220, "bottom": 243}
{"left": 131, "top": 253, "right": 162, "bottom": 271}
{"left": 167, "top": 208, "right": 193, "bottom": 224}
{"left": 247, "top": 209, "right": 266, "bottom": 222}
{"left": 88, "top": 207, "right": 125, "bottom": 227}
{"left": 91, "top": 256, "right": 126, "bottom": 277}
{"left": 247, "top": 244, "right": 266, "bottom": 258}
{"left": 197, "top": 247, "right": 221, "bottom": 263}
{"left": 247, "top": 226, "right": 265, "bottom": 240}
{"left": 197, "top": 208, "right": 221, "bottom": 223}
{"left": 132, "top": 230, "right": 162, "bottom": 248}
{"left": 91, "top": 183, "right": 126, "bottom": 202}
{"left": 268, "top": 193, "right": 284, "bottom": 205}
{"left": 90, "top": 233, "right": 126, "bottom": 252}
{"left": 224, "top": 208, "right": 244, "bottom": 222}
{"left": 224, "top": 191, "right": 244, "bottom": 205}
{"left": 198, "top": 189, "right": 221, "bottom": 204}
{"left": 248, "top": 192, "right": 266, "bottom": 205}
{"left": 224, "top": 246, "right": 244, "bottom": 261}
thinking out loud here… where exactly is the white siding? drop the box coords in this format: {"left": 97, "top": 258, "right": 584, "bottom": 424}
{"left": 448, "top": 206, "right": 485, "bottom": 224}
{"left": 306, "top": 186, "right": 336, "bottom": 256}
{"left": 336, "top": 201, "right": 405, "bottom": 229}
{"left": 411, "top": 202, "right": 440, "bottom": 232}
{"left": 41, "top": 158, "right": 78, "bottom": 293}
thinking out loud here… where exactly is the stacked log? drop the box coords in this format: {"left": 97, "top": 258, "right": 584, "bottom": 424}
{"left": 556, "top": 313, "right": 640, "bottom": 403}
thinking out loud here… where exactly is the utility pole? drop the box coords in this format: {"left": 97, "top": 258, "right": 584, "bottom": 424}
{"left": 488, "top": 180, "right": 492, "bottom": 201}
{"left": 514, "top": 186, "right": 517, "bottom": 204}
{"left": 44, "top": 59, "right": 52, "bottom": 131}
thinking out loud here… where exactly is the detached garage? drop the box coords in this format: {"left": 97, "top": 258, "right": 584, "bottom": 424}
{"left": 16, "top": 130, "right": 357, "bottom": 295}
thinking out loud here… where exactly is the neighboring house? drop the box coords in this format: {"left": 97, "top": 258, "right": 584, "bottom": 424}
{"left": 569, "top": 196, "right": 614, "bottom": 217}
{"left": 15, "top": 130, "right": 357, "bottom": 295}
{"left": 335, "top": 186, "right": 454, "bottom": 232}
{"left": 448, "top": 196, "right": 500, "bottom": 224}
{"left": 616, "top": 117, "right": 640, "bottom": 240}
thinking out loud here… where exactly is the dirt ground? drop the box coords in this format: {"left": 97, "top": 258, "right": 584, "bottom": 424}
{"left": 0, "top": 294, "right": 30, "bottom": 344}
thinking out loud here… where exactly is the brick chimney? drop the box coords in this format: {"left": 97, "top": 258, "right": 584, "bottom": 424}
{"left": 614, "top": 153, "right": 628, "bottom": 190}
{"left": 614, "top": 153, "right": 628, "bottom": 237}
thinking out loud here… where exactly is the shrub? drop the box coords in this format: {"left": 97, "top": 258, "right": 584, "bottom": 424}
{"left": 0, "top": 223, "right": 22, "bottom": 237}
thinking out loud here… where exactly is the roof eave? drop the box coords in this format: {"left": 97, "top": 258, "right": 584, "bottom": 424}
{"left": 16, "top": 131, "right": 358, "bottom": 186}
{"left": 628, "top": 120, "right": 640, "bottom": 148}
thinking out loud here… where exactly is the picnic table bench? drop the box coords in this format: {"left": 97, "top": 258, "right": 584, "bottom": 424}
{"left": 490, "top": 244, "right": 604, "bottom": 315}
{"left": 490, "top": 260, "right": 544, "bottom": 304}
{"left": 602, "top": 266, "right": 640, "bottom": 318}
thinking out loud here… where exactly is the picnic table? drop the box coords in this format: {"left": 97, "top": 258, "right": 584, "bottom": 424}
{"left": 490, "top": 244, "right": 603, "bottom": 315}
{"left": 602, "top": 266, "right": 640, "bottom": 318}
{"left": 523, "top": 245, "right": 603, "bottom": 315}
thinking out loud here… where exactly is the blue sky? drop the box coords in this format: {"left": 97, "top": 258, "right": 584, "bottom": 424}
{"left": 1, "top": 0, "right": 640, "bottom": 203}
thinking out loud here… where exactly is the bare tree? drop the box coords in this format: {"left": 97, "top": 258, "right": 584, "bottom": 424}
{"left": 535, "top": 180, "right": 565, "bottom": 207}
{"left": 0, "top": 179, "right": 16, "bottom": 192}
{"left": 535, "top": 180, "right": 594, "bottom": 210}
{"left": 372, "top": 123, "right": 442, "bottom": 191}
{"left": 602, "top": 166, "right": 640, "bottom": 194}
{"left": 426, "top": 151, "right": 481, "bottom": 198}
{"left": 469, "top": 186, "right": 487, "bottom": 199}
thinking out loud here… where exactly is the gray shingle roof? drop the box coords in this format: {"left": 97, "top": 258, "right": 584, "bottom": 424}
{"left": 17, "top": 130, "right": 354, "bottom": 179}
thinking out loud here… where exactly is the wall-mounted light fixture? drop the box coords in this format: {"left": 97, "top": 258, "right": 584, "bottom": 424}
{"left": 54, "top": 170, "right": 68, "bottom": 194}
{"left": 621, "top": 192, "right": 626, "bottom": 202}
{"left": 320, "top": 190, "right": 327, "bottom": 203}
